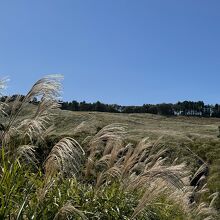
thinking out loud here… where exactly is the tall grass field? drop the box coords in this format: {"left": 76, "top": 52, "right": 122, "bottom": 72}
{"left": 0, "top": 75, "right": 219, "bottom": 219}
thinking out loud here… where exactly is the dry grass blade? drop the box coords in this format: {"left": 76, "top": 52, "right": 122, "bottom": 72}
{"left": 54, "top": 201, "right": 88, "bottom": 220}
{"left": 203, "top": 217, "right": 215, "bottom": 220}
{"left": 16, "top": 145, "right": 38, "bottom": 166}
{"left": 209, "top": 192, "right": 219, "bottom": 208}
{"left": 190, "top": 163, "right": 208, "bottom": 186}
{"left": 45, "top": 137, "right": 85, "bottom": 177}
{"left": 37, "top": 179, "right": 56, "bottom": 203}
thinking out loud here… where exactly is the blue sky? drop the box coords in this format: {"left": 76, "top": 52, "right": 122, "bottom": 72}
{"left": 0, "top": 0, "right": 220, "bottom": 105}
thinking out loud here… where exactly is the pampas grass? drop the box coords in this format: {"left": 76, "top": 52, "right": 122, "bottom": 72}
{"left": 0, "top": 75, "right": 218, "bottom": 219}
{"left": 1, "top": 74, "right": 63, "bottom": 147}
{"left": 16, "top": 145, "right": 38, "bottom": 166}
{"left": 45, "top": 137, "right": 85, "bottom": 178}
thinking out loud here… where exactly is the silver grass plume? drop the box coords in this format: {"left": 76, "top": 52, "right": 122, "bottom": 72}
{"left": 2, "top": 74, "right": 63, "bottom": 145}
{"left": 89, "top": 136, "right": 192, "bottom": 218}
{"left": 86, "top": 131, "right": 217, "bottom": 219}
{"left": 88, "top": 123, "right": 126, "bottom": 154}
{"left": 84, "top": 123, "right": 126, "bottom": 177}
{"left": 25, "top": 74, "right": 63, "bottom": 101}
{"left": 18, "top": 97, "right": 60, "bottom": 142}
{"left": 45, "top": 137, "right": 85, "bottom": 177}
{"left": 130, "top": 163, "right": 186, "bottom": 190}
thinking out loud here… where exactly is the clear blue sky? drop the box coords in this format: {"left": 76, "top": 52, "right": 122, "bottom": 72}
{"left": 0, "top": 0, "right": 220, "bottom": 105}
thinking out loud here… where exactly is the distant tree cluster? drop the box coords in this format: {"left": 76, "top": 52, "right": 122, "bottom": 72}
{"left": 61, "top": 101, "right": 120, "bottom": 113}
{"left": 1, "top": 95, "right": 220, "bottom": 117}
{"left": 60, "top": 100, "right": 220, "bottom": 117}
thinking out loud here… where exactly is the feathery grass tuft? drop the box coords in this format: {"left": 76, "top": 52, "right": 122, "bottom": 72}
{"left": 45, "top": 137, "right": 85, "bottom": 177}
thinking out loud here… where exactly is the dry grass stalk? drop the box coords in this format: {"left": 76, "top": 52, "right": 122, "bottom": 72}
{"left": 45, "top": 137, "right": 85, "bottom": 177}
{"left": 53, "top": 201, "right": 88, "bottom": 220}
{"left": 84, "top": 123, "right": 126, "bottom": 177}
{"left": 131, "top": 180, "right": 168, "bottom": 219}
{"left": 25, "top": 74, "right": 63, "bottom": 101}
{"left": 85, "top": 133, "right": 215, "bottom": 218}
{"left": 88, "top": 123, "right": 126, "bottom": 152}
{"left": 42, "top": 120, "right": 217, "bottom": 219}
{"left": 16, "top": 145, "right": 38, "bottom": 166}
{"left": 18, "top": 98, "right": 60, "bottom": 142}
{"left": 1, "top": 74, "right": 63, "bottom": 146}
{"left": 190, "top": 163, "right": 208, "bottom": 185}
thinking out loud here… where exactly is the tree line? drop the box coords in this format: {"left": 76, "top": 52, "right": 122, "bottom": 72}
{"left": 1, "top": 95, "right": 220, "bottom": 117}
{"left": 61, "top": 100, "right": 220, "bottom": 117}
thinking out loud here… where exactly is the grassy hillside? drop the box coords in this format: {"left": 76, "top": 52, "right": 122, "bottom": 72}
{"left": 50, "top": 109, "right": 220, "bottom": 211}
{"left": 52, "top": 109, "right": 220, "bottom": 140}
{"left": 5, "top": 103, "right": 220, "bottom": 141}
{"left": 0, "top": 75, "right": 219, "bottom": 219}
{"left": 3, "top": 104, "right": 220, "bottom": 210}
{"left": 55, "top": 110, "right": 220, "bottom": 198}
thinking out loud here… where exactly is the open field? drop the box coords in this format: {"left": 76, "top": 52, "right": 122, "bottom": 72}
{"left": 52, "top": 110, "right": 220, "bottom": 141}
{"left": 7, "top": 103, "right": 220, "bottom": 142}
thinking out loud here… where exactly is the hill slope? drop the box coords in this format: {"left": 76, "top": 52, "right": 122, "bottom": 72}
{"left": 53, "top": 109, "right": 220, "bottom": 141}
{"left": 51, "top": 109, "right": 220, "bottom": 210}
{"left": 1, "top": 106, "right": 220, "bottom": 210}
